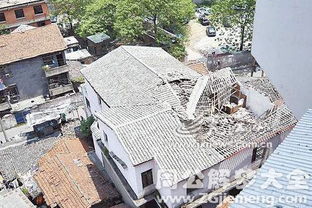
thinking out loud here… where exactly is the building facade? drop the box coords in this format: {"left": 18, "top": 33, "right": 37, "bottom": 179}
{"left": 0, "top": 0, "right": 51, "bottom": 31}
{"left": 252, "top": 0, "right": 312, "bottom": 119}
{"left": 0, "top": 24, "right": 73, "bottom": 116}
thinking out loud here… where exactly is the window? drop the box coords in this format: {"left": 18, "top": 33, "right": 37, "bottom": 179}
{"left": 33, "top": 5, "right": 43, "bottom": 14}
{"left": 85, "top": 97, "right": 90, "bottom": 108}
{"left": 14, "top": 9, "right": 25, "bottom": 19}
{"left": 141, "top": 169, "right": 153, "bottom": 188}
{"left": 98, "top": 95, "right": 102, "bottom": 106}
{"left": 42, "top": 54, "right": 54, "bottom": 66}
{"left": 103, "top": 131, "right": 108, "bottom": 142}
{"left": 0, "top": 13, "right": 5, "bottom": 22}
{"left": 251, "top": 146, "right": 266, "bottom": 162}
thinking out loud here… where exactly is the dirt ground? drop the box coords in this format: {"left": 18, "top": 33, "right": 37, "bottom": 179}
{"left": 185, "top": 19, "right": 221, "bottom": 62}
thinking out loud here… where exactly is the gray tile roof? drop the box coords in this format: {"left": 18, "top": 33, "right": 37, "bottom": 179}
{"left": 97, "top": 108, "right": 225, "bottom": 182}
{"left": 81, "top": 46, "right": 200, "bottom": 107}
{"left": 231, "top": 109, "right": 312, "bottom": 208}
{"left": 0, "top": 188, "right": 35, "bottom": 208}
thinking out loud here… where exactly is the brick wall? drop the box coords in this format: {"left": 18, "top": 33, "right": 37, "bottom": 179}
{"left": 0, "top": 2, "right": 50, "bottom": 28}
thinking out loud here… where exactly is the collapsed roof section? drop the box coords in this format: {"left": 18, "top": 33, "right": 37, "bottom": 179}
{"left": 85, "top": 46, "right": 297, "bottom": 183}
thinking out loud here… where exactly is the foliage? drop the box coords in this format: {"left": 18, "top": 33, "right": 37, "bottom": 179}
{"left": 49, "top": 0, "right": 88, "bottom": 31}
{"left": 115, "top": 0, "right": 194, "bottom": 42}
{"left": 80, "top": 116, "right": 95, "bottom": 137}
{"left": 76, "top": 0, "right": 117, "bottom": 37}
{"left": 211, "top": 0, "right": 256, "bottom": 51}
{"left": 0, "top": 25, "right": 10, "bottom": 35}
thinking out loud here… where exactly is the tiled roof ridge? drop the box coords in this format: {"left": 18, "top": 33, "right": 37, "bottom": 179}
{"left": 121, "top": 46, "right": 164, "bottom": 79}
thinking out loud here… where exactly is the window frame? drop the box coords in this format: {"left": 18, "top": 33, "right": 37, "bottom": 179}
{"left": 0, "top": 12, "right": 6, "bottom": 22}
{"left": 141, "top": 169, "right": 153, "bottom": 188}
{"left": 85, "top": 97, "right": 91, "bottom": 109}
{"left": 14, "top": 9, "right": 25, "bottom": 19}
{"left": 103, "top": 131, "right": 108, "bottom": 142}
{"left": 251, "top": 146, "right": 266, "bottom": 162}
{"left": 33, "top": 5, "right": 43, "bottom": 15}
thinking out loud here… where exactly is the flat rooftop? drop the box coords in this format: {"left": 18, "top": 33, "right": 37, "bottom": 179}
{"left": 0, "top": 0, "right": 44, "bottom": 10}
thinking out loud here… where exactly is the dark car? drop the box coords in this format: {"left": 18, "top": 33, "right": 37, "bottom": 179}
{"left": 206, "top": 26, "right": 216, "bottom": 37}
{"left": 199, "top": 16, "right": 209, "bottom": 26}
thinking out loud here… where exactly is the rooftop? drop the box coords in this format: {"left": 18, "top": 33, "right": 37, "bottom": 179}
{"left": 86, "top": 46, "right": 297, "bottom": 183}
{"left": 87, "top": 32, "right": 110, "bottom": 44}
{"left": 0, "top": 188, "right": 35, "bottom": 208}
{"left": 34, "top": 138, "right": 120, "bottom": 208}
{"left": 0, "top": 24, "right": 66, "bottom": 65}
{"left": 0, "top": 0, "right": 44, "bottom": 9}
{"left": 231, "top": 109, "right": 312, "bottom": 208}
{"left": 81, "top": 46, "right": 200, "bottom": 108}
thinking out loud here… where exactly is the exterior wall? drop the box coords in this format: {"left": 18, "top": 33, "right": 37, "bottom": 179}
{"left": 83, "top": 81, "right": 157, "bottom": 199}
{"left": 5, "top": 57, "right": 48, "bottom": 100}
{"left": 0, "top": 1, "right": 50, "bottom": 29}
{"left": 252, "top": 0, "right": 312, "bottom": 119}
{"left": 3, "top": 52, "right": 65, "bottom": 101}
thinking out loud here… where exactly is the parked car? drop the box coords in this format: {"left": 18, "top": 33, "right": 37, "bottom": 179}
{"left": 206, "top": 26, "right": 216, "bottom": 37}
{"left": 199, "top": 16, "right": 209, "bottom": 26}
{"left": 196, "top": 7, "right": 211, "bottom": 16}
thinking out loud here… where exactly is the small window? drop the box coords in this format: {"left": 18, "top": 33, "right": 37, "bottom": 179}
{"left": 251, "top": 146, "right": 266, "bottom": 162}
{"left": 141, "top": 169, "right": 153, "bottom": 188}
{"left": 42, "top": 54, "right": 54, "bottom": 66}
{"left": 85, "top": 98, "right": 90, "bottom": 108}
{"left": 14, "top": 9, "right": 25, "bottom": 19}
{"left": 33, "top": 5, "right": 43, "bottom": 14}
{"left": 98, "top": 95, "right": 102, "bottom": 106}
{"left": 103, "top": 131, "right": 108, "bottom": 142}
{"left": 0, "top": 13, "right": 5, "bottom": 22}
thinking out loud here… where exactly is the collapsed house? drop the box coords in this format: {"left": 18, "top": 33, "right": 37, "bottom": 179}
{"left": 81, "top": 46, "right": 297, "bottom": 208}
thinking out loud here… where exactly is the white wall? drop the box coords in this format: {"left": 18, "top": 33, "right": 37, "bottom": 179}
{"left": 252, "top": 0, "right": 312, "bottom": 119}
{"left": 82, "top": 81, "right": 157, "bottom": 199}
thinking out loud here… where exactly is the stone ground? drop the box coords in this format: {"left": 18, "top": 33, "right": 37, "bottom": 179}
{"left": 0, "top": 119, "right": 84, "bottom": 181}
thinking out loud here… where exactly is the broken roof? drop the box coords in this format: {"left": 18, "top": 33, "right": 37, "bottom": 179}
{"left": 81, "top": 46, "right": 200, "bottom": 107}
{"left": 0, "top": 188, "right": 35, "bottom": 208}
{"left": 0, "top": 24, "right": 66, "bottom": 65}
{"left": 87, "top": 46, "right": 297, "bottom": 183}
{"left": 34, "top": 139, "right": 120, "bottom": 208}
{"left": 0, "top": 0, "right": 44, "bottom": 9}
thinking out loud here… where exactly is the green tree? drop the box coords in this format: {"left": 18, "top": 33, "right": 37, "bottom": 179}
{"left": 114, "top": 0, "right": 194, "bottom": 43}
{"left": 49, "top": 0, "right": 88, "bottom": 32}
{"left": 0, "top": 25, "right": 9, "bottom": 35}
{"left": 76, "top": 0, "right": 117, "bottom": 37}
{"left": 80, "top": 116, "right": 95, "bottom": 137}
{"left": 211, "top": 0, "right": 256, "bottom": 51}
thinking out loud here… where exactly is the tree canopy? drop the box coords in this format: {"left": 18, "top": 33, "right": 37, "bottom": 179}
{"left": 211, "top": 0, "right": 256, "bottom": 51}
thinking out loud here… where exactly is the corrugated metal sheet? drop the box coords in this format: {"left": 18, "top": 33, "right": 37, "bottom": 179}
{"left": 231, "top": 109, "right": 312, "bottom": 208}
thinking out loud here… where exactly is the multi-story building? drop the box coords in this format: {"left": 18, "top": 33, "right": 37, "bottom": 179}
{"left": 0, "top": 0, "right": 51, "bottom": 31}
{"left": 81, "top": 46, "right": 297, "bottom": 208}
{"left": 252, "top": 0, "right": 312, "bottom": 119}
{"left": 0, "top": 24, "right": 73, "bottom": 116}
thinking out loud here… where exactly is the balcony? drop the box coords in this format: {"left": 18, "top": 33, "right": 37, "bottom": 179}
{"left": 49, "top": 84, "right": 73, "bottom": 97}
{"left": 44, "top": 65, "right": 69, "bottom": 78}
